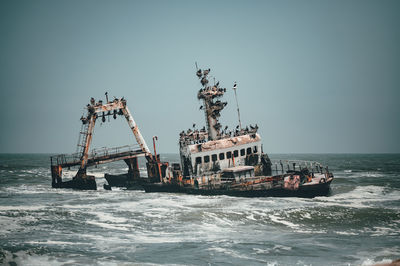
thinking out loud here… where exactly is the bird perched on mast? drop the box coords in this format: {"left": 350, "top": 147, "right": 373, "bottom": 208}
{"left": 196, "top": 69, "right": 202, "bottom": 78}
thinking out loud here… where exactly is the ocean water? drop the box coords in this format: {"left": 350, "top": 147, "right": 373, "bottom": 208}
{"left": 0, "top": 153, "right": 399, "bottom": 265}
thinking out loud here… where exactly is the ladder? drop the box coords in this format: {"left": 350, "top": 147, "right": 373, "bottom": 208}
{"left": 75, "top": 122, "right": 90, "bottom": 160}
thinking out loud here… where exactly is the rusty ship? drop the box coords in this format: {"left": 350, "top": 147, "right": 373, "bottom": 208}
{"left": 142, "top": 67, "right": 334, "bottom": 198}
{"left": 50, "top": 67, "right": 333, "bottom": 198}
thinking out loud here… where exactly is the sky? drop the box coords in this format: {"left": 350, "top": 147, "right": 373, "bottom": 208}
{"left": 0, "top": 0, "right": 399, "bottom": 154}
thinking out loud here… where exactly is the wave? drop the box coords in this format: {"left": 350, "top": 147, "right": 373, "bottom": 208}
{"left": 315, "top": 185, "right": 400, "bottom": 209}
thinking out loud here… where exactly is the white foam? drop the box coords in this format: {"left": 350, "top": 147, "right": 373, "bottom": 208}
{"left": 356, "top": 246, "right": 400, "bottom": 265}
{"left": 206, "top": 212, "right": 235, "bottom": 226}
{"left": 246, "top": 213, "right": 257, "bottom": 221}
{"left": 366, "top": 226, "right": 400, "bottom": 237}
{"left": 361, "top": 258, "right": 393, "bottom": 266}
{"left": 0, "top": 216, "right": 22, "bottom": 235}
{"left": 334, "top": 231, "right": 358, "bottom": 236}
{"left": 89, "top": 211, "right": 128, "bottom": 224}
{"left": 0, "top": 250, "right": 73, "bottom": 266}
{"left": 208, "top": 246, "right": 267, "bottom": 263}
{"left": 268, "top": 244, "right": 293, "bottom": 252}
{"left": 315, "top": 185, "right": 400, "bottom": 209}
{"left": 25, "top": 240, "right": 80, "bottom": 245}
{"left": 300, "top": 212, "right": 311, "bottom": 219}
{"left": 86, "top": 220, "right": 131, "bottom": 231}
{"left": 0, "top": 205, "right": 45, "bottom": 211}
{"left": 269, "top": 214, "right": 299, "bottom": 229}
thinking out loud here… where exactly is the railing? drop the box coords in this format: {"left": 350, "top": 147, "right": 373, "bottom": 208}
{"left": 269, "top": 159, "right": 330, "bottom": 175}
{"left": 50, "top": 144, "right": 141, "bottom": 166}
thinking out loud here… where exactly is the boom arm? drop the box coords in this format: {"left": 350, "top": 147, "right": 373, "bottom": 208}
{"left": 121, "top": 105, "right": 151, "bottom": 156}
{"left": 77, "top": 98, "right": 153, "bottom": 177}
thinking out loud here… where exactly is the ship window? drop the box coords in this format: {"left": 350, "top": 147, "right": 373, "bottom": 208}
{"left": 247, "top": 147, "right": 252, "bottom": 155}
{"left": 212, "top": 154, "right": 217, "bottom": 162}
{"left": 226, "top": 151, "right": 232, "bottom": 159}
{"left": 253, "top": 146, "right": 258, "bottom": 153}
{"left": 195, "top": 157, "right": 202, "bottom": 164}
{"left": 240, "top": 149, "right": 245, "bottom": 156}
{"left": 219, "top": 153, "right": 225, "bottom": 160}
{"left": 204, "top": 155, "right": 210, "bottom": 163}
{"left": 233, "top": 150, "right": 239, "bottom": 157}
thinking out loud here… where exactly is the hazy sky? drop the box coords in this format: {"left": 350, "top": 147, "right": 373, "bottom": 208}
{"left": 1, "top": 0, "right": 399, "bottom": 154}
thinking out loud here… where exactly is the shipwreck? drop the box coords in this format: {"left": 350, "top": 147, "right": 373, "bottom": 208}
{"left": 50, "top": 67, "right": 333, "bottom": 198}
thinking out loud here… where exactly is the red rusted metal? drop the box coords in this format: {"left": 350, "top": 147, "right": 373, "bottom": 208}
{"left": 153, "top": 136, "right": 163, "bottom": 182}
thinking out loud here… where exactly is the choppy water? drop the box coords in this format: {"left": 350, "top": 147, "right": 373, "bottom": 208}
{"left": 0, "top": 153, "right": 399, "bottom": 265}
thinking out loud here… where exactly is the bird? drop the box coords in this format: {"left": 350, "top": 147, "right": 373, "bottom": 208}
{"left": 233, "top": 82, "right": 237, "bottom": 89}
{"left": 193, "top": 123, "right": 196, "bottom": 128}
{"left": 199, "top": 106, "right": 203, "bottom": 110}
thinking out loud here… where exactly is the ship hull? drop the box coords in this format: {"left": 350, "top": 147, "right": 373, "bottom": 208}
{"left": 143, "top": 179, "right": 332, "bottom": 198}
{"left": 52, "top": 177, "right": 97, "bottom": 190}
{"left": 104, "top": 173, "right": 128, "bottom": 187}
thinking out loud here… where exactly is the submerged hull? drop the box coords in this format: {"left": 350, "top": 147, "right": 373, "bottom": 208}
{"left": 143, "top": 179, "right": 333, "bottom": 198}
{"left": 52, "top": 177, "right": 97, "bottom": 190}
{"left": 104, "top": 173, "right": 147, "bottom": 190}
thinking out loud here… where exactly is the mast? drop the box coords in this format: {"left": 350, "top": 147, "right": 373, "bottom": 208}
{"left": 196, "top": 68, "right": 227, "bottom": 140}
{"left": 232, "top": 82, "right": 242, "bottom": 130}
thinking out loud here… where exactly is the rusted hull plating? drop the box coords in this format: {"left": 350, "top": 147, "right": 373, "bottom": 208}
{"left": 143, "top": 178, "right": 333, "bottom": 198}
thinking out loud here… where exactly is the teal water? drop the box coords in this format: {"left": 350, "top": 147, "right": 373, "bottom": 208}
{"left": 0, "top": 153, "right": 399, "bottom": 265}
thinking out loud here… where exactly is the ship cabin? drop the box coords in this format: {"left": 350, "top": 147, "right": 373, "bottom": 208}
{"left": 221, "top": 165, "right": 255, "bottom": 183}
{"left": 179, "top": 133, "right": 262, "bottom": 178}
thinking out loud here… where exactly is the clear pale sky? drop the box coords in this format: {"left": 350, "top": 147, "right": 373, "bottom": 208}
{"left": 0, "top": 0, "right": 399, "bottom": 154}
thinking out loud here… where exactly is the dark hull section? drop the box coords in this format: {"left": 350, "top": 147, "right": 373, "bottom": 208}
{"left": 52, "top": 177, "right": 97, "bottom": 190}
{"left": 104, "top": 173, "right": 145, "bottom": 190}
{"left": 104, "top": 173, "right": 128, "bottom": 187}
{"left": 143, "top": 180, "right": 332, "bottom": 198}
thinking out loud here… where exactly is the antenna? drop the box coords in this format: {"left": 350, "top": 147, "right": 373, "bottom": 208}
{"left": 195, "top": 62, "right": 198, "bottom": 70}
{"left": 232, "top": 82, "right": 242, "bottom": 130}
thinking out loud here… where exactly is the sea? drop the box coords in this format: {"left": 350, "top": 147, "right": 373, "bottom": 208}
{"left": 0, "top": 153, "right": 399, "bottom": 266}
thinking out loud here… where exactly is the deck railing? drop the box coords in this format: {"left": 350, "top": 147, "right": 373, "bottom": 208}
{"left": 269, "top": 159, "right": 329, "bottom": 175}
{"left": 50, "top": 144, "right": 141, "bottom": 167}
